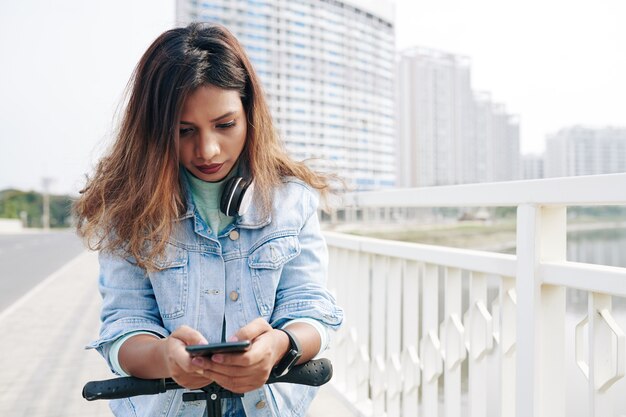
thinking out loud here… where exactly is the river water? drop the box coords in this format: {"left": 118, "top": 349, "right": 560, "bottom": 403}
{"left": 568, "top": 227, "right": 626, "bottom": 268}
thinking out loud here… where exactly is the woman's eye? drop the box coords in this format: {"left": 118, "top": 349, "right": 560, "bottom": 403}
{"left": 217, "top": 120, "right": 236, "bottom": 129}
{"left": 179, "top": 127, "right": 194, "bottom": 136}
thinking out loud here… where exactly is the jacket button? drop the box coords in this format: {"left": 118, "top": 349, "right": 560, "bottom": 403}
{"left": 255, "top": 400, "right": 267, "bottom": 409}
{"left": 229, "top": 230, "right": 240, "bottom": 240}
{"left": 229, "top": 291, "right": 239, "bottom": 302}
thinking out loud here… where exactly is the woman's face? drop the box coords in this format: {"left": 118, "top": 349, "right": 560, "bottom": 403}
{"left": 178, "top": 84, "right": 247, "bottom": 182}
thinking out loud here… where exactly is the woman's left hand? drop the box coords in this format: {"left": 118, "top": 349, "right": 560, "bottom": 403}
{"left": 191, "top": 318, "right": 289, "bottom": 393}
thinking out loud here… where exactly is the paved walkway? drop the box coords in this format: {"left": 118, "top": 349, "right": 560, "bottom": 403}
{"left": 0, "top": 251, "right": 353, "bottom": 417}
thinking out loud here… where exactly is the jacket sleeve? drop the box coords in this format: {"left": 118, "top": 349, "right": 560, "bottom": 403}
{"left": 269, "top": 186, "right": 344, "bottom": 332}
{"left": 85, "top": 251, "right": 170, "bottom": 374}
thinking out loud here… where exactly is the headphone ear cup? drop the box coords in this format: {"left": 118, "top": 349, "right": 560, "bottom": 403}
{"left": 220, "top": 177, "right": 239, "bottom": 217}
{"left": 220, "top": 177, "right": 252, "bottom": 217}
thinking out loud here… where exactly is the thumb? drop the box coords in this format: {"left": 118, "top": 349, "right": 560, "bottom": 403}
{"left": 233, "top": 318, "right": 271, "bottom": 342}
{"left": 172, "top": 325, "right": 209, "bottom": 345}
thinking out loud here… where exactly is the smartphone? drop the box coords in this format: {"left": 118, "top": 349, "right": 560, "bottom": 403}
{"left": 185, "top": 340, "right": 251, "bottom": 357}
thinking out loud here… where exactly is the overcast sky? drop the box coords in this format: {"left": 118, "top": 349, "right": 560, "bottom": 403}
{"left": 1, "top": 0, "right": 624, "bottom": 194}
{"left": 0, "top": 0, "right": 174, "bottom": 195}
{"left": 395, "top": 0, "right": 626, "bottom": 156}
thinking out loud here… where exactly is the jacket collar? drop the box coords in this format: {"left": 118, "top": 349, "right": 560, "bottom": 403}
{"left": 176, "top": 169, "right": 270, "bottom": 229}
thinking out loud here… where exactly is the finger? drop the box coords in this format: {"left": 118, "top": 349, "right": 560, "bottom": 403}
{"left": 172, "top": 373, "right": 214, "bottom": 389}
{"left": 233, "top": 318, "right": 272, "bottom": 343}
{"left": 167, "top": 333, "right": 208, "bottom": 374}
{"left": 209, "top": 330, "right": 276, "bottom": 369}
{"left": 191, "top": 356, "right": 253, "bottom": 377}
{"left": 201, "top": 369, "right": 247, "bottom": 389}
{"left": 202, "top": 369, "right": 264, "bottom": 394}
{"left": 201, "top": 360, "right": 260, "bottom": 378}
{"left": 190, "top": 355, "right": 248, "bottom": 372}
{"left": 170, "top": 348, "right": 201, "bottom": 374}
{"left": 169, "top": 359, "right": 214, "bottom": 386}
{"left": 171, "top": 325, "right": 209, "bottom": 345}
{"left": 209, "top": 351, "right": 258, "bottom": 367}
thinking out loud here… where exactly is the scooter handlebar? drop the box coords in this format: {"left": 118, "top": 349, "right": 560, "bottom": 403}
{"left": 83, "top": 358, "right": 333, "bottom": 401}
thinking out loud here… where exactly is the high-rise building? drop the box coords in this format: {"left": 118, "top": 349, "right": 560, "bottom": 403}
{"left": 545, "top": 126, "right": 626, "bottom": 177}
{"left": 474, "top": 93, "right": 520, "bottom": 183}
{"left": 396, "top": 48, "right": 473, "bottom": 187}
{"left": 521, "top": 154, "right": 544, "bottom": 180}
{"left": 397, "top": 47, "right": 520, "bottom": 187}
{"left": 177, "top": 0, "right": 396, "bottom": 190}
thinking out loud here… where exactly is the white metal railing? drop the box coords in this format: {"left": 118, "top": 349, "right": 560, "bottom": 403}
{"left": 322, "top": 173, "right": 626, "bottom": 417}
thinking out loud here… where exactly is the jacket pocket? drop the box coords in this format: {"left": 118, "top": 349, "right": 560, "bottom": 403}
{"left": 147, "top": 244, "right": 189, "bottom": 320}
{"left": 248, "top": 234, "right": 300, "bottom": 317}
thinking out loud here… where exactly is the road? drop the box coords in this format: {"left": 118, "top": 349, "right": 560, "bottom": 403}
{"left": 0, "top": 230, "right": 86, "bottom": 312}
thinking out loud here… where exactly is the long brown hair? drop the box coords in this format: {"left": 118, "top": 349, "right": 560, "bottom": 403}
{"left": 74, "top": 23, "right": 331, "bottom": 268}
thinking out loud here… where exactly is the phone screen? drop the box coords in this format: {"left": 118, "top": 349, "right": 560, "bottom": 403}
{"left": 185, "top": 340, "right": 251, "bottom": 357}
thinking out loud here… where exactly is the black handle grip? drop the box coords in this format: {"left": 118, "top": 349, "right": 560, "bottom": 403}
{"left": 266, "top": 358, "right": 333, "bottom": 386}
{"left": 83, "top": 377, "right": 168, "bottom": 401}
{"left": 82, "top": 359, "right": 333, "bottom": 401}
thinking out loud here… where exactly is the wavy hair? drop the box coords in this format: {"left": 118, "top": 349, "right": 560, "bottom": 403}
{"left": 73, "top": 23, "right": 332, "bottom": 268}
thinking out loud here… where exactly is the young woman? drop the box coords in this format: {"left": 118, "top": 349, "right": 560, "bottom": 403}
{"left": 74, "top": 23, "right": 343, "bottom": 417}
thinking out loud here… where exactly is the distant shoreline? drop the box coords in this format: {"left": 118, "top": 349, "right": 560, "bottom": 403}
{"left": 325, "top": 220, "right": 626, "bottom": 253}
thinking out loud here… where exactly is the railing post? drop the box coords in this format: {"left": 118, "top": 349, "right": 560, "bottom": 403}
{"left": 371, "top": 255, "right": 388, "bottom": 416}
{"left": 443, "top": 267, "right": 463, "bottom": 417}
{"left": 402, "top": 261, "right": 420, "bottom": 417}
{"left": 356, "top": 252, "right": 372, "bottom": 405}
{"left": 344, "top": 250, "right": 360, "bottom": 401}
{"left": 386, "top": 258, "right": 402, "bottom": 417}
{"left": 587, "top": 292, "right": 625, "bottom": 416}
{"left": 516, "top": 205, "right": 566, "bottom": 417}
{"left": 466, "top": 271, "right": 491, "bottom": 417}
{"left": 334, "top": 248, "right": 350, "bottom": 393}
{"left": 500, "top": 277, "right": 516, "bottom": 417}
{"left": 421, "top": 263, "right": 441, "bottom": 417}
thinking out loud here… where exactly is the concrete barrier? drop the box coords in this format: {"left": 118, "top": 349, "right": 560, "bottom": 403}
{"left": 0, "top": 219, "right": 23, "bottom": 233}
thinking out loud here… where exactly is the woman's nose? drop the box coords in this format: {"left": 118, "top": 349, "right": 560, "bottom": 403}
{"left": 196, "top": 133, "right": 220, "bottom": 160}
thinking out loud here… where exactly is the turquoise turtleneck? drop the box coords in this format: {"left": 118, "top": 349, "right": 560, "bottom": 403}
{"left": 183, "top": 167, "right": 237, "bottom": 236}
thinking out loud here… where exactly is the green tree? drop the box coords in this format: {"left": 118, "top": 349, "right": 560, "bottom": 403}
{"left": 0, "top": 189, "right": 74, "bottom": 228}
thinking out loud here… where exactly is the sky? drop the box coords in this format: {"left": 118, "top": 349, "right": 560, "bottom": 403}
{"left": 0, "top": 0, "right": 624, "bottom": 195}
{"left": 394, "top": 0, "right": 626, "bottom": 156}
{"left": 0, "top": 0, "right": 175, "bottom": 195}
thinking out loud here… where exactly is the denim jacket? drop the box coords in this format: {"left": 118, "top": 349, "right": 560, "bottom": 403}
{"left": 87, "top": 176, "right": 344, "bottom": 417}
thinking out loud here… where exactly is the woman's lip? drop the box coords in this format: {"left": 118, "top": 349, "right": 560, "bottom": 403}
{"left": 195, "top": 163, "right": 223, "bottom": 174}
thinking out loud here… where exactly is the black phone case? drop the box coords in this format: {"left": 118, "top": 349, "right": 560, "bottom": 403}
{"left": 185, "top": 341, "right": 251, "bottom": 357}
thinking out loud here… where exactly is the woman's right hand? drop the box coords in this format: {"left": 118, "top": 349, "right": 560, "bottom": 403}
{"left": 163, "top": 325, "right": 215, "bottom": 389}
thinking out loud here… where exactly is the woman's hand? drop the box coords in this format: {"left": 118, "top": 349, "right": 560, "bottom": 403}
{"left": 162, "top": 325, "right": 216, "bottom": 389}
{"left": 192, "top": 318, "right": 290, "bottom": 393}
